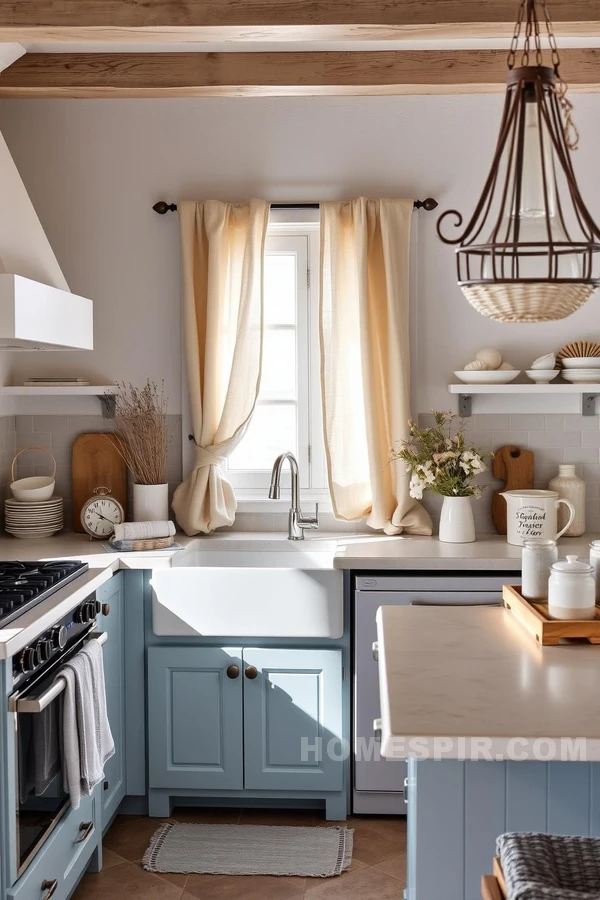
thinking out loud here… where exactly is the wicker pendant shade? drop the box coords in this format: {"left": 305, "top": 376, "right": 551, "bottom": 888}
{"left": 437, "top": 1, "right": 600, "bottom": 323}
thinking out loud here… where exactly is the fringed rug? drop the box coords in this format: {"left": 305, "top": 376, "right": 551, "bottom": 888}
{"left": 142, "top": 822, "right": 354, "bottom": 877}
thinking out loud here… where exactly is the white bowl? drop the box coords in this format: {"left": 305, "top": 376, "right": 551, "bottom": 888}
{"left": 525, "top": 369, "right": 560, "bottom": 384}
{"left": 562, "top": 370, "right": 600, "bottom": 384}
{"left": 561, "top": 357, "right": 600, "bottom": 369}
{"left": 10, "top": 476, "right": 55, "bottom": 502}
{"left": 454, "top": 370, "right": 521, "bottom": 384}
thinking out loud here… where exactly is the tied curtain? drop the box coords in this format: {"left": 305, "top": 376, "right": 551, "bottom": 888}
{"left": 172, "top": 199, "right": 269, "bottom": 535}
{"left": 320, "top": 198, "right": 432, "bottom": 535}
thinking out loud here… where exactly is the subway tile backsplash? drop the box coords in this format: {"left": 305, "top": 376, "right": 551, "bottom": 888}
{"left": 0, "top": 411, "right": 597, "bottom": 536}
{"left": 3, "top": 414, "right": 183, "bottom": 528}
{"left": 418, "top": 412, "right": 600, "bottom": 533}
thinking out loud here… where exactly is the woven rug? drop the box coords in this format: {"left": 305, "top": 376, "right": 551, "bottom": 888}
{"left": 142, "top": 822, "right": 354, "bottom": 877}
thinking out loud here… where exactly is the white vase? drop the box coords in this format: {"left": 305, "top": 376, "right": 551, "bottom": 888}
{"left": 438, "top": 496, "right": 476, "bottom": 543}
{"left": 549, "top": 464, "right": 586, "bottom": 537}
{"left": 133, "top": 483, "right": 169, "bottom": 522}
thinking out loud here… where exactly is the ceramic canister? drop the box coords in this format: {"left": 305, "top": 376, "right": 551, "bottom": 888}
{"left": 501, "top": 489, "right": 576, "bottom": 547}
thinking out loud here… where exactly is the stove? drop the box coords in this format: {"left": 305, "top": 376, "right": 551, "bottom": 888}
{"left": 0, "top": 560, "right": 89, "bottom": 628}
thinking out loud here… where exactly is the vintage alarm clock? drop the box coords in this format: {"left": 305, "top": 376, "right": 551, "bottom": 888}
{"left": 80, "top": 486, "right": 124, "bottom": 540}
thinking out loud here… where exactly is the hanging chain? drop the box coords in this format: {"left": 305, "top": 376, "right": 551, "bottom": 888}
{"left": 506, "top": 0, "right": 579, "bottom": 150}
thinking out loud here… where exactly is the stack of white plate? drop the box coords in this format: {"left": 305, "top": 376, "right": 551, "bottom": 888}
{"left": 561, "top": 358, "right": 600, "bottom": 384}
{"left": 4, "top": 497, "right": 64, "bottom": 539}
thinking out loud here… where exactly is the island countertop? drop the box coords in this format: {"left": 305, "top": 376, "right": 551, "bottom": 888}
{"left": 376, "top": 604, "right": 600, "bottom": 762}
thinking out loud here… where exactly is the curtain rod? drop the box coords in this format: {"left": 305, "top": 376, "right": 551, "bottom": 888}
{"left": 152, "top": 198, "right": 438, "bottom": 214}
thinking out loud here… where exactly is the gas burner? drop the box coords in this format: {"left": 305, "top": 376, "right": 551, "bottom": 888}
{"left": 0, "top": 561, "right": 88, "bottom": 628}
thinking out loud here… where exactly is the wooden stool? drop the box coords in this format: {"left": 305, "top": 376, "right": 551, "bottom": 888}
{"left": 481, "top": 858, "right": 507, "bottom": 900}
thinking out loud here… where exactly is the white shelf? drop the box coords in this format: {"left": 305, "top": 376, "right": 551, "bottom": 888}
{"left": 3, "top": 385, "right": 115, "bottom": 396}
{"left": 1, "top": 386, "right": 116, "bottom": 417}
{"left": 448, "top": 383, "right": 597, "bottom": 395}
{"left": 447, "top": 383, "right": 600, "bottom": 416}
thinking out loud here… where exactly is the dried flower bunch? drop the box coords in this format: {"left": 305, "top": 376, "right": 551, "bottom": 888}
{"left": 112, "top": 379, "right": 169, "bottom": 485}
{"left": 392, "top": 411, "right": 492, "bottom": 500}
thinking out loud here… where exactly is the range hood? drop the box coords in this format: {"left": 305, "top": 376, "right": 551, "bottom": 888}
{"left": 0, "top": 129, "right": 93, "bottom": 351}
{"left": 0, "top": 274, "right": 92, "bottom": 350}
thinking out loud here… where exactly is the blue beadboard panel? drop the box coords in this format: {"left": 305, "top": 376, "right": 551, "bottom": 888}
{"left": 547, "top": 763, "right": 592, "bottom": 835}
{"left": 464, "top": 761, "right": 507, "bottom": 900}
{"left": 243, "top": 648, "right": 343, "bottom": 792}
{"left": 412, "top": 761, "right": 600, "bottom": 900}
{"left": 505, "top": 761, "right": 549, "bottom": 832}
{"left": 148, "top": 646, "right": 244, "bottom": 790}
{"left": 412, "top": 761, "right": 466, "bottom": 900}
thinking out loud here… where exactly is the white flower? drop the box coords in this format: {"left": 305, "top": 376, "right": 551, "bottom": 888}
{"left": 409, "top": 473, "right": 425, "bottom": 499}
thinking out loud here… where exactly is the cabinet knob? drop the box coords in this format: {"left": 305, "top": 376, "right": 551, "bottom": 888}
{"left": 102, "top": 603, "right": 111, "bottom": 616}
{"left": 41, "top": 880, "right": 59, "bottom": 900}
{"left": 75, "top": 821, "right": 94, "bottom": 843}
{"left": 244, "top": 665, "right": 258, "bottom": 680}
{"left": 226, "top": 664, "right": 240, "bottom": 679}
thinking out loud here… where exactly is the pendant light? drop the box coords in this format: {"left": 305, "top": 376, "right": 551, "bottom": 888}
{"left": 437, "top": 0, "right": 600, "bottom": 323}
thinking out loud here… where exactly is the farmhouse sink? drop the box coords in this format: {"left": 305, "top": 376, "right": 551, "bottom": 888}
{"left": 150, "top": 538, "right": 343, "bottom": 639}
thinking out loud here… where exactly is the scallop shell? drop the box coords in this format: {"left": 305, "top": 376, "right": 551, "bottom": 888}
{"left": 556, "top": 341, "right": 600, "bottom": 368}
{"left": 464, "top": 360, "right": 489, "bottom": 371}
{"left": 531, "top": 353, "right": 556, "bottom": 370}
{"left": 475, "top": 348, "right": 503, "bottom": 369}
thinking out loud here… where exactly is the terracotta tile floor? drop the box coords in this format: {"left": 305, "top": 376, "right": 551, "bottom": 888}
{"left": 73, "top": 809, "right": 407, "bottom": 900}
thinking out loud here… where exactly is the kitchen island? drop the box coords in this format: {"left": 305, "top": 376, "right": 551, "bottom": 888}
{"left": 376, "top": 604, "right": 600, "bottom": 900}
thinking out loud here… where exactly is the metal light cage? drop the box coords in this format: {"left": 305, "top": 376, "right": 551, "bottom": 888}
{"left": 437, "top": 2, "right": 600, "bottom": 323}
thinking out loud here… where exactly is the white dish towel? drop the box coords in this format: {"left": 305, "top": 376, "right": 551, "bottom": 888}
{"left": 113, "top": 520, "right": 175, "bottom": 541}
{"left": 58, "top": 639, "right": 114, "bottom": 810}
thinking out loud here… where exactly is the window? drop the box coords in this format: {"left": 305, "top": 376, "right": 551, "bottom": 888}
{"left": 225, "top": 215, "right": 328, "bottom": 502}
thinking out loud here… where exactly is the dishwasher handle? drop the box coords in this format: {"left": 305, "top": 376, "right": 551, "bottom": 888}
{"left": 410, "top": 596, "right": 501, "bottom": 607}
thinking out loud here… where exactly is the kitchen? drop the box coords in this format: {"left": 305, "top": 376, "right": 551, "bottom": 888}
{"left": 0, "top": 3, "right": 600, "bottom": 900}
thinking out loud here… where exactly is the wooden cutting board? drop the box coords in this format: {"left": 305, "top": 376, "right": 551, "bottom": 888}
{"left": 491, "top": 445, "right": 535, "bottom": 535}
{"left": 72, "top": 433, "right": 127, "bottom": 533}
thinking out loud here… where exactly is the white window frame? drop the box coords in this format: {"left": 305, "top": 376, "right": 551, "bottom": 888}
{"left": 231, "top": 211, "right": 329, "bottom": 511}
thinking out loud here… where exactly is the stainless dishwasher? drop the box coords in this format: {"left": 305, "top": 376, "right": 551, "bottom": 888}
{"left": 353, "top": 571, "right": 519, "bottom": 815}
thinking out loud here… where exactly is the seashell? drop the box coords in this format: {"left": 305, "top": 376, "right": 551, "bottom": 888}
{"left": 464, "top": 360, "right": 489, "bottom": 371}
{"left": 531, "top": 353, "right": 556, "bottom": 370}
{"left": 475, "top": 348, "right": 503, "bottom": 369}
{"left": 498, "top": 362, "right": 515, "bottom": 370}
{"left": 557, "top": 340, "right": 600, "bottom": 368}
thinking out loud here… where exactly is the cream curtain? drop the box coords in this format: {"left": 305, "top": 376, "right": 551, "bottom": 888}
{"left": 172, "top": 199, "right": 269, "bottom": 535}
{"left": 320, "top": 198, "right": 433, "bottom": 535}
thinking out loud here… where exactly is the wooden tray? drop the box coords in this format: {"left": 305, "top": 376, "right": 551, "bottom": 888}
{"left": 503, "top": 585, "right": 600, "bottom": 645}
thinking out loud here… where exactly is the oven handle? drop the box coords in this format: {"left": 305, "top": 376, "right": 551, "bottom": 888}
{"left": 10, "top": 632, "right": 107, "bottom": 714}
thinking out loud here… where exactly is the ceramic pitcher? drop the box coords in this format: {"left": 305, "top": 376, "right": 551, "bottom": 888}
{"left": 501, "top": 489, "right": 576, "bottom": 547}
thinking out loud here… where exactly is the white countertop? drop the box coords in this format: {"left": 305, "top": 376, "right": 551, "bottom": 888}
{"left": 0, "top": 529, "right": 596, "bottom": 660}
{"left": 333, "top": 533, "right": 599, "bottom": 569}
{"left": 376, "top": 604, "right": 600, "bottom": 761}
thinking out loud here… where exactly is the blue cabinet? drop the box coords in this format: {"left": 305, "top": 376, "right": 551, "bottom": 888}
{"left": 148, "top": 647, "right": 244, "bottom": 790}
{"left": 97, "top": 574, "right": 126, "bottom": 832}
{"left": 148, "top": 646, "right": 343, "bottom": 796}
{"left": 243, "top": 648, "right": 343, "bottom": 792}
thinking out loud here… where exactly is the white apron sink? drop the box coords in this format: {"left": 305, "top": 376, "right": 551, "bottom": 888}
{"left": 150, "top": 538, "right": 343, "bottom": 638}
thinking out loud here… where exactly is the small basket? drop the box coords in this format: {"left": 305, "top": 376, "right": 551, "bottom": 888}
{"left": 462, "top": 282, "right": 596, "bottom": 323}
{"left": 10, "top": 447, "right": 57, "bottom": 502}
{"left": 109, "top": 536, "right": 175, "bottom": 552}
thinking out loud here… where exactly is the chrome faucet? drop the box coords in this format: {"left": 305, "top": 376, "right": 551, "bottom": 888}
{"left": 268, "top": 451, "right": 319, "bottom": 540}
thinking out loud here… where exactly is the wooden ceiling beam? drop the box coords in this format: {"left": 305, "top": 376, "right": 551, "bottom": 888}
{"left": 1, "top": 49, "right": 599, "bottom": 97}
{"left": 0, "top": 1, "right": 599, "bottom": 43}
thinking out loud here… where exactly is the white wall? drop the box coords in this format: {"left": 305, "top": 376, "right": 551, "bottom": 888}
{"left": 1, "top": 94, "right": 600, "bottom": 416}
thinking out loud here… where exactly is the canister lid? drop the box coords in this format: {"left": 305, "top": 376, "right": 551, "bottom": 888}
{"left": 523, "top": 539, "right": 557, "bottom": 549}
{"left": 551, "top": 555, "right": 593, "bottom": 574}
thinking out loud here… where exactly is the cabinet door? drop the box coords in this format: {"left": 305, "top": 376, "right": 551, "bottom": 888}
{"left": 97, "top": 574, "right": 126, "bottom": 832}
{"left": 148, "top": 647, "right": 243, "bottom": 790}
{"left": 243, "top": 648, "right": 343, "bottom": 791}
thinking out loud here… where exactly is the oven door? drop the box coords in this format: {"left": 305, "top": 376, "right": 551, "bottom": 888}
{"left": 9, "top": 630, "right": 107, "bottom": 876}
